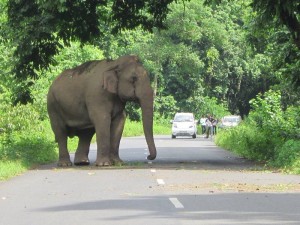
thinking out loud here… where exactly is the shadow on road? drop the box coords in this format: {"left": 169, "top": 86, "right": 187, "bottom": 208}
{"left": 37, "top": 193, "right": 300, "bottom": 223}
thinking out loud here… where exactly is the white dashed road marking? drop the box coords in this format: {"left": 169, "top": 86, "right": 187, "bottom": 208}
{"left": 169, "top": 198, "right": 184, "bottom": 209}
{"left": 157, "top": 179, "right": 165, "bottom": 185}
{"left": 150, "top": 170, "right": 184, "bottom": 209}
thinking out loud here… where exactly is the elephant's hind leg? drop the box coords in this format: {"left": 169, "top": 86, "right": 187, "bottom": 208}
{"left": 56, "top": 132, "right": 72, "bottom": 167}
{"left": 49, "top": 116, "right": 72, "bottom": 166}
{"left": 74, "top": 128, "right": 95, "bottom": 166}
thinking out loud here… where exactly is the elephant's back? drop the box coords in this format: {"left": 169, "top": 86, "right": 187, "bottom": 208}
{"left": 54, "top": 60, "right": 107, "bottom": 82}
{"left": 71, "top": 60, "right": 101, "bottom": 76}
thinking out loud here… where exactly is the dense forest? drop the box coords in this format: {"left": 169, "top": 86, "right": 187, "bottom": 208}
{"left": 0, "top": 0, "right": 299, "bottom": 178}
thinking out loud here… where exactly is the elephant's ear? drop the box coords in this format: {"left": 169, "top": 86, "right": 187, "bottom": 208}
{"left": 102, "top": 71, "right": 118, "bottom": 94}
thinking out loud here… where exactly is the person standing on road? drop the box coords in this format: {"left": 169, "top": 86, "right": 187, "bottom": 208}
{"left": 212, "top": 116, "right": 218, "bottom": 135}
{"left": 205, "top": 115, "right": 213, "bottom": 138}
{"left": 200, "top": 115, "right": 207, "bottom": 135}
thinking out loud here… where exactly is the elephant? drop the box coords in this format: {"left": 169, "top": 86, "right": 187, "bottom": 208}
{"left": 47, "top": 55, "right": 157, "bottom": 167}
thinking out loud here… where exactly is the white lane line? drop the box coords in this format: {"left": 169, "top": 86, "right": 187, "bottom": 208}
{"left": 169, "top": 198, "right": 184, "bottom": 209}
{"left": 150, "top": 169, "right": 156, "bottom": 173}
{"left": 157, "top": 179, "right": 165, "bottom": 185}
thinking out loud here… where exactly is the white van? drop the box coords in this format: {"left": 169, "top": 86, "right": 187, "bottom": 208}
{"left": 171, "top": 113, "right": 197, "bottom": 139}
{"left": 219, "top": 115, "right": 241, "bottom": 129}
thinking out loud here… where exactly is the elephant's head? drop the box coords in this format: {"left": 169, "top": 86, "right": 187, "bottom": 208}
{"left": 102, "top": 55, "right": 157, "bottom": 160}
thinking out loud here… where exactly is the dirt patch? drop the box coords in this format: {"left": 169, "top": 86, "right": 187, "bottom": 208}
{"left": 161, "top": 182, "right": 300, "bottom": 193}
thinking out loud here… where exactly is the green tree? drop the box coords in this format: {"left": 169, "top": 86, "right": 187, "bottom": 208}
{"left": 3, "top": 0, "right": 181, "bottom": 103}
{"left": 96, "top": 0, "right": 271, "bottom": 117}
{"left": 205, "top": 0, "right": 300, "bottom": 50}
{"left": 205, "top": 0, "right": 300, "bottom": 89}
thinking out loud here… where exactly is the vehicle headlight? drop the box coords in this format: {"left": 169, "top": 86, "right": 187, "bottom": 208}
{"left": 173, "top": 123, "right": 177, "bottom": 128}
{"left": 189, "top": 125, "right": 194, "bottom": 128}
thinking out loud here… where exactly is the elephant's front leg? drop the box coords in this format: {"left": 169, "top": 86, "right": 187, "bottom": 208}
{"left": 110, "top": 111, "right": 126, "bottom": 165}
{"left": 94, "top": 115, "right": 113, "bottom": 166}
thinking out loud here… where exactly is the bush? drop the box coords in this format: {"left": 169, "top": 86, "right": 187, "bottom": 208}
{"left": 2, "top": 127, "right": 57, "bottom": 166}
{"left": 216, "top": 123, "right": 274, "bottom": 161}
{"left": 0, "top": 104, "right": 57, "bottom": 180}
{"left": 271, "top": 140, "right": 300, "bottom": 174}
{"left": 216, "top": 90, "right": 300, "bottom": 174}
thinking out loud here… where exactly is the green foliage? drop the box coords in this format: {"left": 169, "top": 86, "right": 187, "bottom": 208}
{"left": 205, "top": 0, "right": 300, "bottom": 50}
{"left": 272, "top": 140, "right": 300, "bottom": 174}
{"left": 216, "top": 122, "right": 275, "bottom": 161}
{"left": 123, "top": 119, "right": 171, "bottom": 137}
{"left": 5, "top": 0, "right": 180, "bottom": 103}
{"left": 122, "top": 120, "right": 144, "bottom": 137}
{"left": 251, "top": 0, "right": 300, "bottom": 50}
{"left": 249, "top": 90, "right": 300, "bottom": 140}
{"left": 216, "top": 90, "right": 300, "bottom": 174}
{"left": 0, "top": 38, "right": 14, "bottom": 104}
{"left": 154, "top": 95, "right": 179, "bottom": 119}
{"left": 0, "top": 104, "right": 58, "bottom": 180}
{"left": 0, "top": 104, "right": 41, "bottom": 141}
{"left": 0, "top": 0, "right": 299, "bottom": 179}
{"left": 196, "top": 96, "right": 229, "bottom": 119}
{"left": 102, "top": 0, "right": 257, "bottom": 116}
{"left": 0, "top": 161, "right": 27, "bottom": 180}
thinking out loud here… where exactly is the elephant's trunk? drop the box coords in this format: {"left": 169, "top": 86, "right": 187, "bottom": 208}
{"left": 139, "top": 90, "right": 157, "bottom": 160}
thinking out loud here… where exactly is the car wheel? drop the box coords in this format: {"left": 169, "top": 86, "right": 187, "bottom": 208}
{"left": 192, "top": 133, "right": 196, "bottom": 139}
{"left": 172, "top": 135, "right": 176, "bottom": 139}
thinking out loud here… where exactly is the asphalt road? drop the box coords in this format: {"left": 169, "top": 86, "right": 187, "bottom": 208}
{"left": 0, "top": 135, "right": 299, "bottom": 225}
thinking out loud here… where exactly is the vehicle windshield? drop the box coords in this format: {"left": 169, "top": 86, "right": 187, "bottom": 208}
{"left": 223, "top": 117, "right": 240, "bottom": 122}
{"left": 174, "top": 115, "right": 193, "bottom": 122}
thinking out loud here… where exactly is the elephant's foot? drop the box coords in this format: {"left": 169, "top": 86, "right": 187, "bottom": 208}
{"left": 111, "top": 156, "right": 124, "bottom": 166}
{"left": 74, "top": 154, "right": 90, "bottom": 166}
{"left": 74, "top": 159, "right": 90, "bottom": 166}
{"left": 95, "top": 157, "right": 112, "bottom": 166}
{"left": 57, "top": 159, "right": 72, "bottom": 167}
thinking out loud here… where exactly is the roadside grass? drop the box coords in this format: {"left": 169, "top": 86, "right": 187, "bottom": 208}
{"left": 0, "top": 161, "right": 28, "bottom": 180}
{"left": 0, "top": 120, "right": 58, "bottom": 180}
{"left": 123, "top": 119, "right": 171, "bottom": 137}
{"left": 215, "top": 124, "right": 300, "bottom": 175}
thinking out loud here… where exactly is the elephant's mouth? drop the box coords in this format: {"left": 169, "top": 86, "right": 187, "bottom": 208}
{"left": 120, "top": 96, "right": 139, "bottom": 103}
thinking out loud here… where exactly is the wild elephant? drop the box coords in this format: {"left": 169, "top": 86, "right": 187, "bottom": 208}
{"left": 47, "top": 55, "right": 157, "bottom": 166}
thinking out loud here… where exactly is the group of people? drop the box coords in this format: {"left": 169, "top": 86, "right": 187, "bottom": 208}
{"left": 199, "top": 114, "right": 218, "bottom": 138}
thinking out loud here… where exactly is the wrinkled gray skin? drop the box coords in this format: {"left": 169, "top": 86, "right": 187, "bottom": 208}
{"left": 47, "top": 55, "right": 157, "bottom": 166}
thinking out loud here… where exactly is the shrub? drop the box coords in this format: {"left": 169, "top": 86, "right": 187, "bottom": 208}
{"left": 0, "top": 104, "right": 57, "bottom": 180}
{"left": 271, "top": 140, "right": 300, "bottom": 173}
{"left": 216, "top": 123, "right": 273, "bottom": 161}
{"left": 0, "top": 104, "right": 41, "bottom": 145}
{"left": 216, "top": 90, "right": 300, "bottom": 174}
